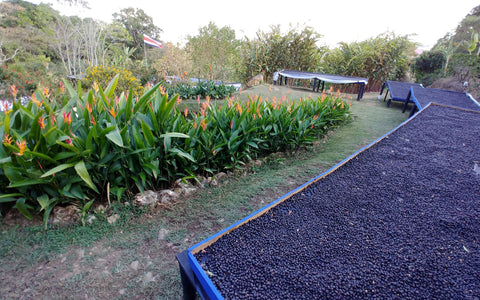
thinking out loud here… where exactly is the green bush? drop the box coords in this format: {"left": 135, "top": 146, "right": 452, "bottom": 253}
{"left": 165, "top": 80, "right": 236, "bottom": 100}
{"left": 82, "top": 65, "right": 143, "bottom": 97}
{"left": 0, "top": 76, "right": 349, "bottom": 227}
{"left": 412, "top": 50, "right": 446, "bottom": 85}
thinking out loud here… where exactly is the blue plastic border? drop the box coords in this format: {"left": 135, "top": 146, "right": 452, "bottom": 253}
{"left": 186, "top": 105, "right": 426, "bottom": 299}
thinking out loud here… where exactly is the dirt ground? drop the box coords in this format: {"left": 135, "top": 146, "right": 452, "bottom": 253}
{"left": 0, "top": 159, "right": 323, "bottom": 300}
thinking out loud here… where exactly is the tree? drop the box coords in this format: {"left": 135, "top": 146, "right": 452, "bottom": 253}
{"left": 112, "top": 7, "right": 162, "bottom": 58}
{"left": 241, "top": 25, "right": 325, "bottom": 83}
{"left": 186, "top": 22, "right": 241, "bottom": 81}
{"left": 52, "top": 16, "right": 107, "bottom": 75}
{"left": 411, "top": 50, "right": 446, "bottom": 85}
{"left": 153, "top": 42, "right": 192, "bottom": 78}
{"left": 322, "top": 32, "right": 416, "bottom": 91}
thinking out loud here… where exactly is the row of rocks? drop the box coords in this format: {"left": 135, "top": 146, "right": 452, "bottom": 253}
{"left": 46, "top": 172, "right": 231, "bottom": 225}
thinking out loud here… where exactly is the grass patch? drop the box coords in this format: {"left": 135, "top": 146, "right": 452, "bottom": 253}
{"left": 0, "top": 87, "right": 409, "bottom": 299}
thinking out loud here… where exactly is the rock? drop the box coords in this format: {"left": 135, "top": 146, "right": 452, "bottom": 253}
{"left": 195, "top": 176, "right": 210, "bottom": 188}
{"left": 130, "top": 260, "right": 139, "bottom": 271}
{"left": 94, "top": 204, "right": 106, "bottom": 214}
{"left": 247, "top": 73, "right": 264, "bottom": 87}
{"left": 86, "top": 215, "right": 97, "bottom": 224}
{"left": 214, "top": 172, "right": 228, "bottom": 182}
{"left": 209, "top": 177, "right": 219, "bottom": 187}
{"left": 51, "top": 205, "right": 80, "bottom": 225}
{"left": 107, "top": 214, "right": 120, "bottom": 224}
{"left": 143, "top": 272, "right": 155, "bottom": 283}
{"left": 174, "top": 180, "right": 197, "bottom": 196}
{"left": 158, "top": 228, "right": 170, "bottom": 240}
{"left": 158, "top": 190, "right": 178, "bottom": 204}
{"left": 135, "top": 190, "right": 159, "bottom": 206}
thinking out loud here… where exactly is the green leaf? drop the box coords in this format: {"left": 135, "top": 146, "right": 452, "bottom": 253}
{"left": 0, "top": 193, "right": 23, "bottom": 203}
{"left": 26, "top": 150, "right": 58, "bottom": 165}
{"left": 124, "top": 88, "right": 134, "bottom": 121}
{"left": 41, "top": 163, "right": 74, "bottom": 178}
{"left": 169, "top": 148, "right": 195, "bottom": 162}
{"left": 104, "top": 74, "right": 119, "bottom": 99}
{"left": 74, "top": 161, "right": 98, "bottom": 193}
{"left": 0, "top": 156, "right": 12, "bottom": 164}
{"left": 106, "top": 128, "right": 124, "bottom": 147}
{"left": 8, "top": 179, "right": 47, "bottom": 188}
{"left": 37, "top": 194, "right": 52, "bottom": 211}
{"left": 15, "top": 198, "right": 33, "bottom": 220}
{"left": 3, "top": 112, "right": 10, "bottom": 135}
{"left": 82, "top": 199, "right": 95, "bottom": 212}
{"left": 141, "top": 120, "right": 155, "bottom": 147}
{"left": 133, "top": 82, "right": 162, "bottom": 114}
{"left": 159, "top": 132, "right": 190, "bottom": 139}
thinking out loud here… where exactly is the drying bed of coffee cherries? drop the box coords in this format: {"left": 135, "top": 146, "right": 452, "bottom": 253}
{"left": 194, "top": 104, "right": 480, "bottom": 299}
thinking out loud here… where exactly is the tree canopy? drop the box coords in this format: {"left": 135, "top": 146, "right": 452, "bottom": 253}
{"left": 113, "top": 7, "right": 162, "bottom": 58}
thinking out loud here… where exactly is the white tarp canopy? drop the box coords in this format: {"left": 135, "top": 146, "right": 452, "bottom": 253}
{"left": 278, "top": 70, "right": 368, "bottom": 85}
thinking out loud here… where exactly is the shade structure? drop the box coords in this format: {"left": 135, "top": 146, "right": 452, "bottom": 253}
{"left": 277, "top": 70, "right": 368, "bottom": 100}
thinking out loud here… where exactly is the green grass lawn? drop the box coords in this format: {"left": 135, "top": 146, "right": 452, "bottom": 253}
{"left": 0, "top": 86, "right": 409, "bottom": 299}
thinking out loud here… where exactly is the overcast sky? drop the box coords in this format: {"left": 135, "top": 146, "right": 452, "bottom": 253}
{"left": 29, "top": 0, "right": 479, "bottom": 49}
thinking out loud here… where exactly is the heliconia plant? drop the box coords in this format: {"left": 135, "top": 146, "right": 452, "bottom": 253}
{"left": 0, "top": 76, "right": 350, "bottom": 228}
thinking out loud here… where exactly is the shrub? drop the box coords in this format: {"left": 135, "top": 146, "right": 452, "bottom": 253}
{"left": 165, "top": 80, "right": 236, "bottom": 100}
{"left": 82, "top": 65, "right": 143, "bottom": 97}
{"left": 0, "top": 77, "right": 349, "bottom": 228}
{"left": 412, "top": 50, "right": 446, "bottom": 86}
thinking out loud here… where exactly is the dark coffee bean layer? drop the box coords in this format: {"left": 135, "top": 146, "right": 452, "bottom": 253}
{"left": 195, "top": 105, "right": 480, "bottom": 299}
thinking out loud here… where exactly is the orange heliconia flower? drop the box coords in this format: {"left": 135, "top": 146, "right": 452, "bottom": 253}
{"left": 184, "top": 108, "right": 189, "bottom": 117}
{"left": 63, "top": 111, "right": 72, "bottom": 125}
{"left": 50, "top": 113, "right": 57, "bottom": 125}
{"left": 37, "top": 117, "right": 46, "bottom": 130}
{"left": 43, "top": 87, "right": 50, "bottom": 98}
{"left": 3, "top": 134, "right": 13, "bottom": 145}
{"left": 15, "top": 139, "right": 26, "bottom": 156}
{"left": 31, "top": 93, "right": 42, "bottom": 108}
{"left": 10, "top": 85, "right": 19, "bottom": 99}
{"left": 2, "top": 101, "right": 9, "bottom": 113}
{"left": 108, "top": 106, "right": 117, "bottom": 118}
{"left": 200, "top": 119, "right": 207, "bottom": 131}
